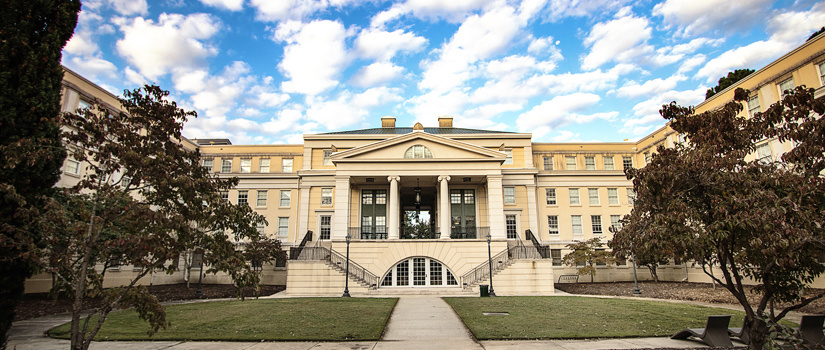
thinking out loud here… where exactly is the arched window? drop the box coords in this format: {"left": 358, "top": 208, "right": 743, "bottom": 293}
{"left": 404, "top": 145, "right": 433, "bottom": 158}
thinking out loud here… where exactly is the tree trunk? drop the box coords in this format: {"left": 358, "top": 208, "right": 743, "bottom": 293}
{"left": 648, "top": 265, "right": 659, "bottom": 282}
{"left": 746, "top": 317, "right": 769, "bottom": 350}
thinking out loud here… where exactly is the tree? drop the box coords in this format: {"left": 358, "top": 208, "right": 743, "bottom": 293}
{"left": 48, "top": 85, "right": 267, "bottom": 350}
{"left": 0, "top": 0, "right": 80, "bottom": 346}
{"left": 612, "top": 87, "right": 825, "bottom": 349}
{"left": 610, "top": 224, "right": 669, "bottom": 282}
{"left": 808, "top": 26, "right": 825, "bottom": 41}
{"left": 705, "top": 69, "right": 755, "bottom": 99}
{"left": 242, "top": 236, "right": 287, "bottom": 297}
{"left": 562, "top": 238, "right": 614, "bottom": 282}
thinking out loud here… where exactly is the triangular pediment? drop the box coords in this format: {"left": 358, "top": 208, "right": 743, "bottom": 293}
{"left": 331, "top": 131, "right": 506, "bottom": 163}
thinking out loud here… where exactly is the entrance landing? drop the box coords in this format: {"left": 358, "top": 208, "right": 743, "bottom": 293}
{"left": 380, "top": 296, "right": 482, "bottom": 349}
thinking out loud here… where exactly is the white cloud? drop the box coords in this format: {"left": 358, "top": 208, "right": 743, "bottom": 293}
{"left": 65, "top": 31, "right": 100, "bottom": 56}
{"left": 114, "top": 13, "right": 221, "bottom": 80}
{"left": 370, "top": 3, "right": 408, "bottom": 28}
{"left": 550, "top": 130, "right": 581, "bottom": 142}
{"left": 351, "top": 62, "right": 405, "bottom": 88}
{"left": 199, "top": 0, "right": 243, "bottom": 11}
{"left": 123, "top": 67, "right": 147, "bottom": 85}
{"left": 543, "top": 0, "right": 631, "bottom": 22}
{"left": 516, "top": 93, "right": 614, "bottom": 131}
{"left": 275, "top": 20, "right": 349, "bottom": 96}
{"left": 177, "top": 61, "right": 254, "bottom": 118}
{"left": 581, "top": 7, "right": 653, "bottom": 70}
{"left": 250, "top": 0, "right": 359, "bottom": 22}
{"left": 352, "top": 87, "right": 404, "bottom": 108}
{"left": 527, "top": 36, "right": 563, "bottom": 61}
{"left": 464, "top": 103, "right": 523, "bottom": 120}
{"left": 108, "top": 0, "right": 148, "bottom": 15}
{"left": 355, "top": 28, "right": 427, "bottom": 61}
{"left": 677, "top": 54, "right": 706, "bottom": 74}
{"left": 404, "top": 0, "right": 488, "bottom": 21}
{"left": 64, "top": 56, "right": 119, "bottom": 80}
{"left": 615, "top": 75, "right": 686, "bottom": 99}
{"left": 696, "top": 40, "right": 790, "bottom": 83}
{"left": 409, "top": 90, "right": 470, "bottom": 125}
{"left": 622, "top": 86, "right": 706, "bottom": 133}
{"left": 653, "top": 0, "right": 771, "bottom": 36}
{"left": 767, "top": 3, "right": 825, "bottom": 43}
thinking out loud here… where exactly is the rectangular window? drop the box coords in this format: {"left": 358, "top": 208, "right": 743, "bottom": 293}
{"left": 588, "top": 188, "right": 599, "bottom": 205}
{"left": 65, "top": 159, "right": 80, "bottom": 175}
{"left": 503, "top": 149, "right": 513, "bottom": 164}
{"left": 282, "top": 158, "right": 293, "bottom": 172}
{"left": 323, "top": 149, "right": 333, "bottom": 166}
{"left": 240, "top": 158, "right": 251, "bottom": 173}
{"left": 77, "top": 99, "right": 91, "bottom": 110}
{"left": 202, "top": 158, "right": 213, "bottom": 172}
{"left": 543, "top": 156, "right": 553, "bottom": 170}
{"left": 259, "top": 158, "right": 270, "bottom": 173}
{"left": 595, "top": 248, "right": 607, "bottom": 266}
{"left": 277, "top": 217, "right": 289, "bottom": 239}
{"left": 221, "top": 159, "right": 232, "bottom": 173}
{"left": 677, "top": 134, "right": 687, "bottom": 145}
{"left": 450, "top": 189, "right": 461, "bottom": 204}
{"left": 503, "top": 187, "right": 515, "bottom": 204}
{"left": 375, "top": 190, "right": 387, "bottom": 204}
{"left": 610, "top": 215, "right": 622, "bottom": 232}
{"left": 819, "top": 62, "right": 825, "bottom": 85}
{"left": 220, "top": 191, "right": 229, "bottom": 202}
{"left": 644, "top": 151, "right": 651, "bottom": 164}
{"left": 321, "top": 188, "right": 333, "bottom": 205}
{"left": 237, "top": 190, "right": 248, "bottom": 205}
{"left": 571, "top": 215, "right": 582, "bottom": 235}
{"left": 256, "top": 190, "right": 267, "bottom": 207}
{"left": 756, "top": 143, "right": 772, "bottom": 162}
{"left": 505, "top": 214, "right": 517, "bottom": 239}
{"left": 747, "top": 95, "right": 761, "bottom": 116}
{"left": 779, "top": 78, "right": 795, "bottom": 99}
{"left": 280, "top": 190, "right": 291, "bottom": 207}
{"left": 319, "top": 215, "right": 331, "bottom": 240}
{"left": 565, "top": 156, "right": 577, "bottom": 170}
{"left": 547, "top": 215, "right": 559, "bottom": 235}
{"left": 591, "top": 215, "right": 603, "bottom": 235}
{"left": 627, "top": 188, "right": 636, "bottom": 205}
{"left": 569, "top": 188, "right": 580, "bottom": 205}
{"left": 603, "top": 156, "right": 614, "bottom": 170}
{"left": 256, "top": 222, "right": 266, "bottom": 235}
{"left": 585, "top": 156, "right": 596, "bottom": 170}
{"left": 545, "top": 188, "right": 556, "bottom": 205}
{"left": 551, "top": 249, "right": 562, "bottom": 266}
{"left": 622, "top": 156, "right": 633, "bottom": 170}
{"left": 608, "top": 188, "right": 619, "bottom": 205}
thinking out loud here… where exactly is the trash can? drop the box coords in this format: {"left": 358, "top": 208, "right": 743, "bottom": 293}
{"left": 480, "top": 284, "right": 489, "bottom": 297}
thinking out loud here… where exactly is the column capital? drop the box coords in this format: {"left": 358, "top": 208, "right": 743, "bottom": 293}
{"left": 438, "top": 175, "right": 451, "bottom": 182}
{"left": 387, "top": 175, "right": 401, "bottom": 182}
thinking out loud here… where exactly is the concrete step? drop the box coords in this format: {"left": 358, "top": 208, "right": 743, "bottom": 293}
{"left": 367, "top": 287, "right": 477, "bottom": 296}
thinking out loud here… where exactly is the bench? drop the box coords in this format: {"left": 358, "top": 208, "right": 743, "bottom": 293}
{"left": 557, "top": 274, "right": 579, "bottom": 283}
{"left": 671, "top": 315, "right": 733, "bottom": 347}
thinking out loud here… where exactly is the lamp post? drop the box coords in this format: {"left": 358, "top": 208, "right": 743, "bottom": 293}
{"left": 486, "top": 233, "right": 496, "bottom": 297}
{"left": 195, "top": 252, "right": 204, "bottom": 298}
{"left": 631, "top": 247, "right": 641, "bottom": 295}
{"left": 342, "top": 234, "right": 351, "bottom": 297}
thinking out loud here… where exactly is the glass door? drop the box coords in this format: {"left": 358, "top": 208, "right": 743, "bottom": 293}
{"left": 450, "top": 189, "right": 476, "bottom": 238}
{"left": 361, "top": 190, "right": 387, "bottom": 239}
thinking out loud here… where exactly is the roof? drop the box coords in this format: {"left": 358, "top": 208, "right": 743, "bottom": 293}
{"left": 322, "top": 127, "right": 516, "bottom": 135}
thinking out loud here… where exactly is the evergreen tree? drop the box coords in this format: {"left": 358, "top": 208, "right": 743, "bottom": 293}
{"left": 0, "top": 0, "right": 80, "bottom": 346}
{"left": 705, "top": 69, "right": 755, "bottom": 99}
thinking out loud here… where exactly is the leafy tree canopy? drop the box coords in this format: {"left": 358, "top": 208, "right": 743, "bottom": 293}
{"left": 808, "top": 26, "right": 825, "bottom": 41}
{"left": 562, "top": 238, "right": 614, "bottom": 282}
{"left": 705, "top": 69, "right": 755, "bottom": 100}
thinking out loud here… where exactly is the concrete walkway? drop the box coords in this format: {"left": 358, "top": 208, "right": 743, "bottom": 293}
{"left": 7, "top": 294, "right": 748, "bottom": 349}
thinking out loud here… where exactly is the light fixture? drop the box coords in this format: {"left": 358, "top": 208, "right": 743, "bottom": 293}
{"left": 415, "top": 178, "right": 422, "bottom": 214}
{"left": 366, "top": 178, "right": 374, "bottom": 183}
{"left": 463, "top": 177, "right": 471, "bottom": 182}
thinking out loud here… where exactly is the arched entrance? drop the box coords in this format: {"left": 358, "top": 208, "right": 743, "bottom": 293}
{"left": 380, "top": 257, "right": 459, "bottom": 287}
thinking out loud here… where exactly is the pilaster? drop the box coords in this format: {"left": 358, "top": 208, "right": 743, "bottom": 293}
{"left": 438, "top": 175, "right": 451, "bottom": 239}
{"left": 487, "top": 175, "right": 506, "bottom": 239}
{"left": 333, "top": 176, "right": 350, "bottom": 240}
{"left": 388, "top": 176, "right": 400, "bottom": 240}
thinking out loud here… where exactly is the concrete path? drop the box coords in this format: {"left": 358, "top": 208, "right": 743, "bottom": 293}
{"left": 379, "top": 296, "right": 483, "bottom": 349}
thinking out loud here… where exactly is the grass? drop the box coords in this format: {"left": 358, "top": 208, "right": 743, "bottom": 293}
{"left": 444, "top": 296, "right": 796, "bottom": 340}
{"left": 48, "top": 297, "right": 397, "bottom": 341}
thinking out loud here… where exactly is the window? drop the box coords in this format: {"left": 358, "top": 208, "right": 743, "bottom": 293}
{"left": 505, "top": 214, "right": 517, "bottom": 239}
{"left": 622, "top": 156, "right": 633, "bottom": 170}
{"left": 220, "top": 191, "right": 229, "bottom": 202}
{"left": 279, "top": 190, "right": 291, "bottom": 207}
{"left": 202, "top": 158, "right": 213, "bottom": 172}
{"left": 256, "top": 190, "right": 267, "bottom": 207}
{"left": 607, "top": 188, "right": 619, "bottom": 205}
{"left": 547, "top": 215, "right": 559, "bottom": 235}
{"left": 747, "top": 95, "right": 761, "bottom": 116}
{"left": 221, "top": 159, "right": 232, "bottom": 173}
{"left": 321, "top": 188, "right": 333, "bottom": 206}
{"left": 259, "top": 158, "right": 270, "bottom": 173}
{"left": 237, "top": 190, "right": 248, "bottom": 205}
{"left": 591, "top": 215, "right": 603, "bottom": 235}
{"left": 569, "top": 188, "right": 580, "bottom": 205}
{"left": 820, "top": 62, "right": 825, "bottom": 85}
{"left": 571, "top": 215, "right": 582, "bottom": 235}
{"left": 627, "top": 188, "right": 636, "bottom": 205}
{"left": 503, "top": 149, "right": 513, "bottom": 164}
{"left": 256, "top": 222, "right": 266, "bottom": 235}
{"left": 277, "top": 217, "right": 289, "bottom": 239}
{"left": 323, "top": 149, "right": 333, "bottom": 166}
{"left": 585, "top": 156, "right": 595, "bottom": 170}
{"left": 65, "top": 158, "right": 80, "bottom": 175}
{"left": 610, "top": 215, "right": 622, "bottom": 232}
{"left": 77, "top": 99, "right": 91, "bottom": 110}
{"left": 543, "top": 156, "right": 553, "bottom": 170}
{"left": 565, "top": 156, "right": 576, "bottom": 170}
{"left": 503, "top": 187, "right": 515, "bottom": 204}
{"left": 545, "top": 188, "right": 556, "bottom": 205}
{"left": 778, "top": 78, "right": 795, "bottom": 99}
{"left": 282, "top": 158, "right": 293, "bottom": 172}
{"left": 551, "top": 249, "right": 562, "bottom": 266}
{"left": 240, "top": 158, "right": 251, "bottom": 173}
{"left": 644, "top": 151, "right": 651, "bottom": 164}
{"left": 755, "top": 143, "right": 771, "bottom": 163}
{"left": 603, "top": 156, "right": 614, "bottom": 170}
{"left": 595, "top": 249, "right": 607, "bottom": 266}
{"left": 677, "top": 134, "right": 687, "bottom": 145}
{"left": 319, "top": 215, "right": 331, "bottom": 240}
{"left": 120, "top": 174, "right": 132, "bottom": 188}
{"left": 404, "top": 145, "right": 433, "bottom": 158}
{"left": 588, "top": 188, "right": 599, "bottom": 205}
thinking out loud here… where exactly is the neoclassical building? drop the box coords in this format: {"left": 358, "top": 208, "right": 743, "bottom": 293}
{"left": 23, "top": 32, "right": 825, "bottom": 295}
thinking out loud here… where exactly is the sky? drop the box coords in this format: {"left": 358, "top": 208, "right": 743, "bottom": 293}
{"left": 62, "top": 0, "right": 825, "bottom": 144}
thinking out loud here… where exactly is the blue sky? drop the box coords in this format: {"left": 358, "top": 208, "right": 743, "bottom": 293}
{"left": 62, "top": 0, "right": 825, "bottom": 144}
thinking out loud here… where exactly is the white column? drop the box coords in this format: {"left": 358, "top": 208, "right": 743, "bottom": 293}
{"left": 438, "top": 175, "right": 451, "bottom": 239}
{"left": 298, "top": 186, "right": 311, "bottom": 242}
{"left": 388, "top": 176, "right": 400, "bottom": 240}
{"left": 526, "top": 183, "right": 540, "bottom": 241}
{"left": 486, "top": 175, "right": 506, "bottom": 239}
{"left": 332, "top": 176, "right": 350, "bottom": 240}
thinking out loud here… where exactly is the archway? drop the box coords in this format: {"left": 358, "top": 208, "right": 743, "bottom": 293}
{"left": 380, "top": 257, "right": 459, "bottom": 287}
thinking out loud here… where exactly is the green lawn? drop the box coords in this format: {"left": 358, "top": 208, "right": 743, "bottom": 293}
{"left": 48, "top": 298, "right": 397, "bottom": 341}
{"left": 445, "top": 296, "right": 789, "bottom": 340}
